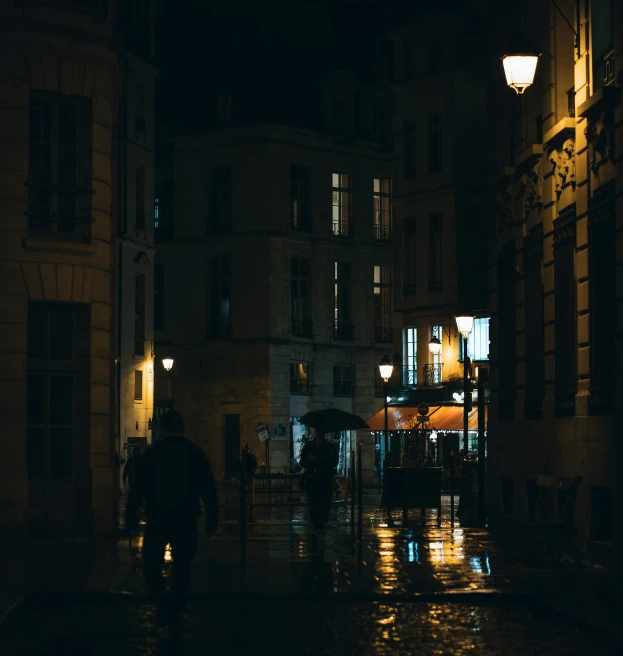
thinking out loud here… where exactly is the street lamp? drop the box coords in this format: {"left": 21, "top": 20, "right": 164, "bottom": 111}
{"left": 162, "top": 356, "right": 174, "bottom": 371}
{"left": 455, "top": 316, "right": 474, "bottom": 453}
{"left": 501, "top": 35, "right": 540, "bottom": 94}
{"left": 378, "top": 355, "right": 393, "bottom": 476}
{"left": 428, "top": 336, "right": 442, "bottom": 355}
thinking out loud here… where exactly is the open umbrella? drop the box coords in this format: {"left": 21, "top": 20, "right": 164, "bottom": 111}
{"left": 298, "top": 408, "right": 370, "bottom": 432}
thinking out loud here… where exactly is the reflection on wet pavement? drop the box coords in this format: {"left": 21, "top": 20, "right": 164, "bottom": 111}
{"left": 0, "top": 492, "right": 616, "bottom": 653}
{"left": 0, "top": 596, "right": 613, "bottom": 655}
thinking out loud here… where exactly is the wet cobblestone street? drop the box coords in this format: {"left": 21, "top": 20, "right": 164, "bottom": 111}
{"left": 0, "top": 492, "right": 619, "bottom": 654}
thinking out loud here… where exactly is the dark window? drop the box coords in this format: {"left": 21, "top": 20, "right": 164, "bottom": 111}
{"left": 372, "top": 106, "right": 387, "bottom": 143}
{"left": 27, "top": 303, "right": 89, "bottom": 481}
{"left": 208, "top": 256, "right": 232, "bottom": 340}
{"left": 373, "top": 178, "right": 392, "bottom": 241}
{"left": 403, "top": 120, "right": 416, "bottom": 179}
{"left": 591, "top": 0, "right": 614, "bottom": 90}
{"left": 291, "top": 258, "right": 312, "bottom": 337}
{"left": 209, "top": 169, "right": 232, "bottom": 234}
{"left": 135, "top": 81, "right": 145, "bottom": 133}
{"left": 498, "top": 240, "right": 517, "bottom": 420}
{"left": 290, "top": 165, "right": 312, "bottom": 232}
{"left": 427, "top": 33, "right": 442, "bottom": 74}
{"left": 217, "top": 94, "right": 232, "bottom": 122}
{"left": 332, "top": 98, "right": 348, "bottom": 132}
{"left": 134, "top": 370, "right": 143, "bottom": 400}
{"left": 154, "top": 179, "right": 173, "bottom": 242}
{"left": 535, "top": 115, "right": 543, "bottom": 144}
{"left": 134, "top": 274, "right": 145, "bottom": 356}
{"left": 290, "top": 363, "right": 311, "bottom": 394}
{"left": 590, "top": 487, "right": 613, "bottom": 542}
{"left": 500, "top": 476, "right": 514, "bottom": 514}
{"left": 403, "top": 36, "right": 416, "bottom": 80}
{"left": 374, "top": 265, "right": 392, "bottom": 342}
{"left": 136, "top": 166, "right": 145, "bottom": 229}
{"left": 553, "top": 204, "right": 577, "bottom": 417}
{"left": 334, "top": 262, "right": 353, "bottom": 341}
{"left": 154, "top": 263, "right": 165, "bottom": 331}
{"left": 427, "top": 114, "right": 442, "bottom": 173}
{"left": 428, "top": 214, "right": 442, "bottom": 291}
{"left": 403, "top": 218, "right": 416, "bottom": 294}
{"left": 332, "top": 173, "right": 350, "bottom": 237}
{"left": 588, "top": 181, "right": 616, "bottom": 414}
{"left": 333, "top": 365, "right": 354, "bottom": 396}
{"left": 28, "top": 94, "right": 92, "bottom": 240}
{"left": 523, "top": 223, "right": 544, "bottom": 419}
{"left": 567, "top": 87, "right": 576, "bottom": 117}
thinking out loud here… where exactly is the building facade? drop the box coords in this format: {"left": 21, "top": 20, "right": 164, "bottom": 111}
{"left": 387, "top": 10, "right": 489, "bottom": 451}
{"left": 486, "top": 0, "right": 623, "bottom": 565}
{"left": 0, "top": 0, "right": 120, "bottom": 537}
{"left": 115, "top": 2, "right": 157, "bottom": 472}
{"left": 154, "top": 107, "right": 395, "bottom": 479}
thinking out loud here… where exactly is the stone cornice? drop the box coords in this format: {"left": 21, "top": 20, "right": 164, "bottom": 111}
{"left": 543, "top": 118, "right": 576, "bottom": 149}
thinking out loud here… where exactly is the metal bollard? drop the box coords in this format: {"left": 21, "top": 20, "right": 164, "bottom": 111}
{"left": 357, "top": 443, "right": 363, "bottom": 564}
{"left": 450, "top": 451, "right": 455, "bottom": 528}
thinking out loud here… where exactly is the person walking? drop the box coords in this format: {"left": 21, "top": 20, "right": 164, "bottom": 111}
{"left": 122, "top": 446, "right": 141, "bottom": 491}
{"left": 299, "top": 426, "right": 338, "bottom": 547}
{"left": 125, "top": 410, "right": 219, "bottom": 624}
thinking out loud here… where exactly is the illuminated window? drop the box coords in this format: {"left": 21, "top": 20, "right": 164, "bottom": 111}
{"left": 374, "top": 265, "right": 392, "bottom": 342}
{"left": 459, "top": 317, "right": 490, "bottom": 362}
{"left": 154, "top": 197, "right": 159, "bottom": 228}
{"left": 404, "top": 327, "right": 417, "bottom": 385}
{"left": 134, "top": 370, "right": 143, "bottom": 401}
{"left": 332, "top": 173, "right": 350, "bottom": 237}
{"left": 290, "top": 363, "right": 311, "bottom": 394}
{"left": 373, "top": 178, "right": 392, "bottom": 240}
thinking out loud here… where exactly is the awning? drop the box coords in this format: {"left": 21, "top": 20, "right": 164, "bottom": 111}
{"left": 366, "top": 405, "right": 487, "bottom": 432}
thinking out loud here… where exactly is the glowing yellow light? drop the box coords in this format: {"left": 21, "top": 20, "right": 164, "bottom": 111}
{"left": 164, "top": 543, "right": 172, "bottom": 562}
{"left": 501, "top": 36, "right": 540, "bottom": 95}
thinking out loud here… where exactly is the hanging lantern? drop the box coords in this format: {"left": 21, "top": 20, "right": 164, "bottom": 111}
{"left": 501, "top": 36, "right": 540, "bottom": 94}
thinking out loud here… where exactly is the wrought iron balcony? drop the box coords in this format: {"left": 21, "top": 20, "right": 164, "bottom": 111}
{"left": 291, "top": 316, "right": 313, "bottom": 338}
{"left": 290, "top": 378, "right": 311, "bottom": 394}
{"left": 402, "top": 366, "right": 417, "bottom": 386}
{"left": 423, "top": 363, "right": 443, "bottom": 387}
{"left": 374, "top": 223, "right": 392, "bottom": 241}
{"left": 332, "top": 220, "right": 350, "bottom": 238}
{"left": 374, "top": 326, "right": 393, "bottom": 343}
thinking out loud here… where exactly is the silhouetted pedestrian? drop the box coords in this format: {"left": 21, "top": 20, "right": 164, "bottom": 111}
{"left": 300, "top": 427, "right": 338, "bottom": 546}
{"left": 125, "top": 410, "right": 218, "bottom": 623}
{"left": 123, "top": 446, "right": 141, "bottom": 490}
{"left": 234, "top": 443, "right": 258, "bottom": 507}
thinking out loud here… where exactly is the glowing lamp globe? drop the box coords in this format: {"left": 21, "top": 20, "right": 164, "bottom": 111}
{"left": 378, "top": 355, "right": 393, "bottom": 383}
{"left": 455, "top": 316, "right": 474, "bottom": 339}
{"left": 162, "top": 357, "right": 174, "bottom": 371}
{"left": 428, "top": 336, "right": 442, "bottom": 355}
{"left": 501, "top": 36, "right": 540, "bottom": 94}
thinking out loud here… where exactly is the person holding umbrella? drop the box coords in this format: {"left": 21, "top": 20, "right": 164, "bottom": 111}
{"left": 299, "top": 425, "right": 338, "bottom": 547}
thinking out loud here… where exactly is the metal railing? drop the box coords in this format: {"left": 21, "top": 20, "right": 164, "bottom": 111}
{"left": 333, "top": 381, "right": 353, "bottom": 397}
{"left": 423, "top": 363, "right": 443, "bottom": 386}
{"left": 291, "top": 316, "right": 312, "bottom": 338}
{"left": 402, "top": 366, "right": 417, "bottom": 386}
{"left": 374, "top": 223, "right": 392, "bottom": 241}
{"left": 332, "top": 220, "right": 350, "bottom": 238}
{"left": 133, "top": 336, "right": 145, "bottom": 356}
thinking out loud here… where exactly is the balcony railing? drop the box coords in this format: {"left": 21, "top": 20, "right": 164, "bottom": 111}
{"left": 291, "top": 316, "right": 313, "bottom": 338}
{"left": 291, "top": 213, "right": 312, "bottom": 233}
{"left": 333, "top": 381, "right": 353, "bottom": 397}
{"left": 332, "top": 220, "right": 350, "bottom": 238}
{"left": 374, "top": 223, "right": 392, "bottom": 241}
{"left": 290, "top": 378, "right": 311, "bottom": 394}
{"left": 334, "top": 321, "right": 354, "bottom": 341}
{"left": 374, "top": 326, "right": 393, "bottom": 343}
{"left": 423, "top": 363, "right": 443, "bottom": 387}
{"left": 402, "top": 366, "right": 417, "bottom": 386}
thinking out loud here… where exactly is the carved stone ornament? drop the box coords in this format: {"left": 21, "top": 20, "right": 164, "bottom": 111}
{"left": 549, "top": 138, "right": 576, "bottom": 199}
{"left": 585, "top": 111, "right": 614, "bottom": 174}
{"left": 519, "top": 159, "right": 543, "bottom": 219}
{"left": 494, "top": 186, "right": 513, "bottom": 236}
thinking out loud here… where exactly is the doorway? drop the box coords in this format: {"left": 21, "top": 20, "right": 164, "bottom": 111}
{"left": 224, "top": 414, "right": 240, "bottom": 480}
